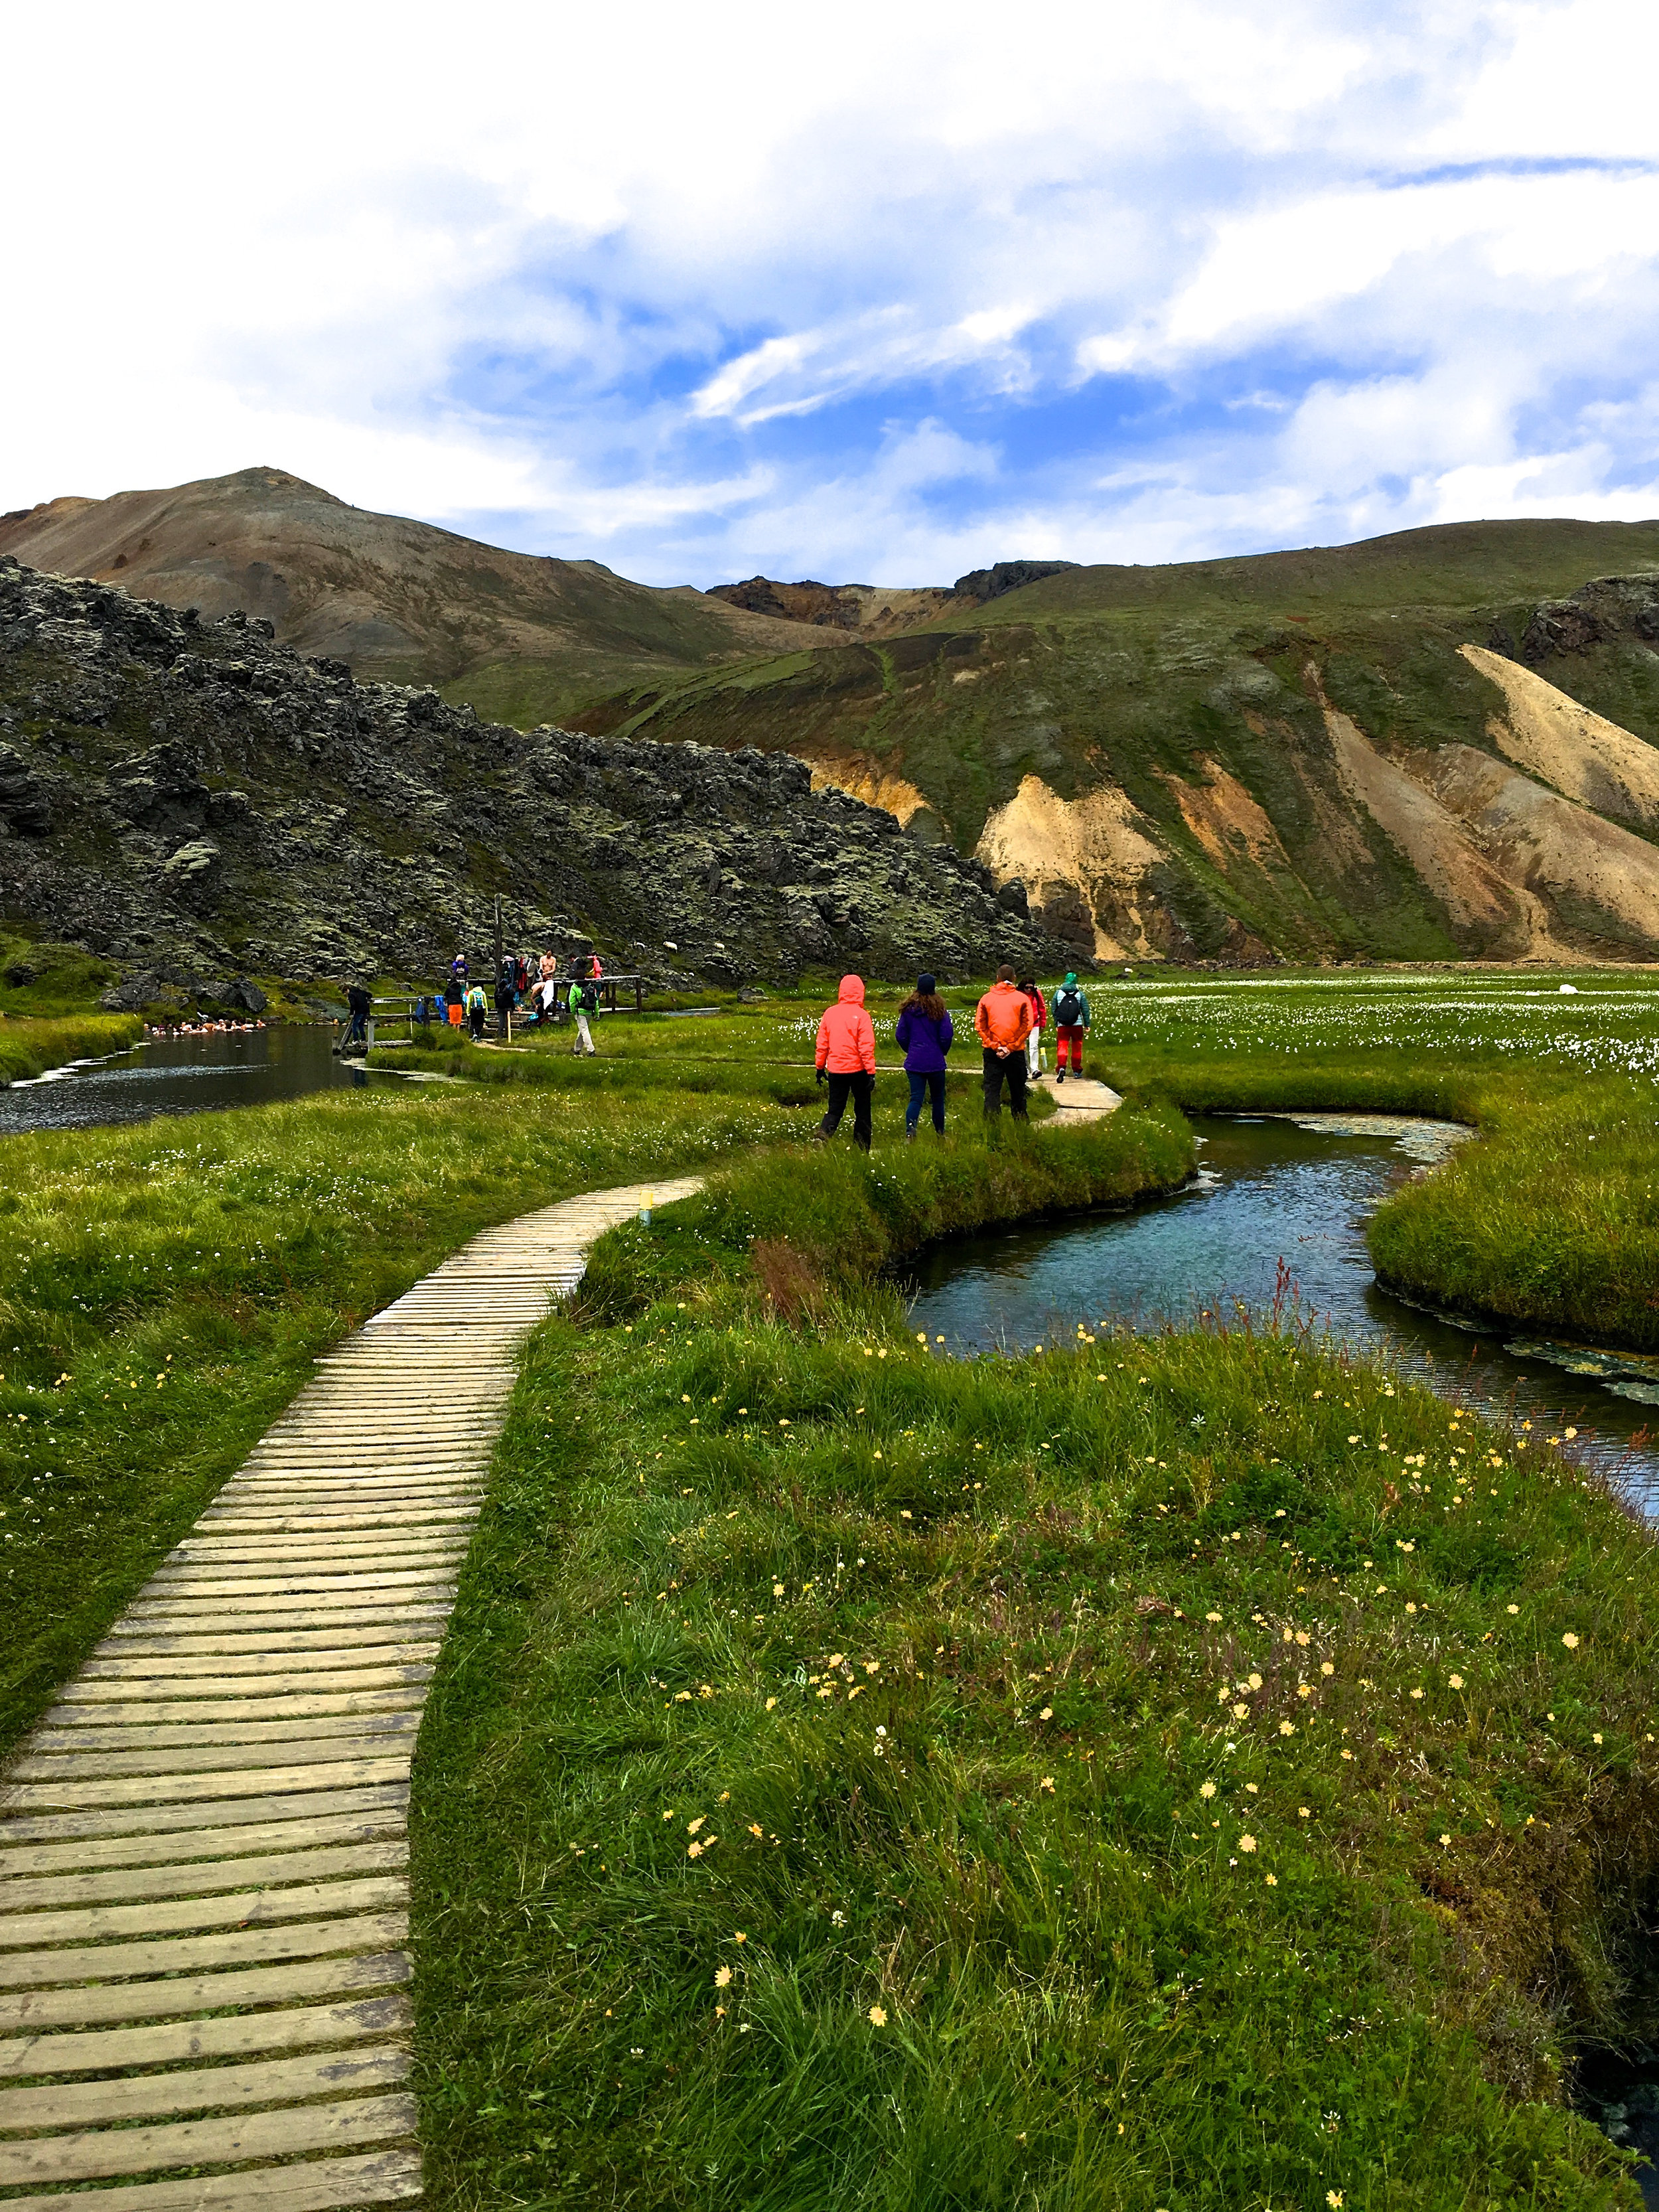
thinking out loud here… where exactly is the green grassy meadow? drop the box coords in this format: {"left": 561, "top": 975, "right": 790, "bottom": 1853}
{"left": 9, "top": 966, "right": 1659, "bottom": 2204}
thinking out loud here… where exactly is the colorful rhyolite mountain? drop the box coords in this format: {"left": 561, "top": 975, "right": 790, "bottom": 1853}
{"left": 9, "top": 472, "right": 1659, "bottom": 964}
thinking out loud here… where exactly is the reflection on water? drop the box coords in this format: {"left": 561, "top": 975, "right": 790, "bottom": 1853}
{"left": 0, "top": 1027, "right": 391, "bottom": 1135}
{"left": 906, "top": 1112, "right": 1659, "bottom": 1511}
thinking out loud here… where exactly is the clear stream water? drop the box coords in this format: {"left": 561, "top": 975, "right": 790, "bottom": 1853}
{"left": 907, "top": 1112, "right": 1659, "bottom": 1512}
{"left": 0, "top": 1027, "right": 388, "bottom": 1136}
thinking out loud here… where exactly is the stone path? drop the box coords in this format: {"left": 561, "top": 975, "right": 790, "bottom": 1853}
{"left": 0, "top": 1177, "right": 701, "bottom": 2212}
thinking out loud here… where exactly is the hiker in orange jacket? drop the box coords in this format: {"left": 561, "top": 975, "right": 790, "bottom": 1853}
{"left": 814, "top": 973, "right": 878, "bottom": 1151}
{"left": 974, "top": 964, "right": 1034, "bottom": 1121}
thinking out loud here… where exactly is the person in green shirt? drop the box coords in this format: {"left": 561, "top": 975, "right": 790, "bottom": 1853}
{"left": 1050, "top": 971, "right": 1091, "bottom": 1082}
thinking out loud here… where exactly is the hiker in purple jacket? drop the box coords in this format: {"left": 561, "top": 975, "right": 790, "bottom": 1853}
{"left": 895, "top": 972, "right": 954, "bottom": 1140}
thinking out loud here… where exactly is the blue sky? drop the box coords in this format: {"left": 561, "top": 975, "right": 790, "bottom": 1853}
{"left": 10, "top": 0, "right": 1659, "bottom": 586}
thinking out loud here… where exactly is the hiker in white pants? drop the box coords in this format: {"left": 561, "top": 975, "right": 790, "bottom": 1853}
{"left": 571, "top": 962, "right": 599, "bottom": 1055}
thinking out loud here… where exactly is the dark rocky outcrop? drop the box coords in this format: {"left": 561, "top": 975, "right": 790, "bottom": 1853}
{"left": 1522, "top": 574, "right": 1659, "bottom": 663}
{"left": 0, "top": 559, "right": 1078, "bottom": 992}
{"left": 952, "top": 559, "right": 1079, "bottom": 603}
{"left": 705, "top": 577, "right": 861, "bottom": 628}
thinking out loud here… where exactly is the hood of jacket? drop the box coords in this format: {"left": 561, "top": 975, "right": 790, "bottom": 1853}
{"left": 837, "top": 974, "right": 865, "bottom": 1006}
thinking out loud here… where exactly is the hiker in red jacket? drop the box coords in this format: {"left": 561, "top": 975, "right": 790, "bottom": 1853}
{"left": 814, "top": 974, "right": 877, "bottom": 1151}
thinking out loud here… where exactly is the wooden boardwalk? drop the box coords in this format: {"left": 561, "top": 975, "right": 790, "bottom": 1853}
{"left": 0, "top": 1177, "right": 700, "bottom": 2212}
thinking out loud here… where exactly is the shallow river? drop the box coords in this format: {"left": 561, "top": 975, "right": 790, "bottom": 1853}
{"left": 0, "top": 1027, "right": 386, "bottom": 1136}
{"left": 908, "top": 1112, "right": 1659, "bottom": 1511}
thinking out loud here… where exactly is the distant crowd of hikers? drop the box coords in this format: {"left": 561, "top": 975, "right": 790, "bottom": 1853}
{"left": 814, "top": 964, "right": 1094, "bottom": 1150}
{"left": 396, "top": 948, "right": 606, "bottom": 1055}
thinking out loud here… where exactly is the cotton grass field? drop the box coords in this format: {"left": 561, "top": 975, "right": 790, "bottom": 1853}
{"left": 1093, "top": 970, "right": 1659, "bottom": 1081}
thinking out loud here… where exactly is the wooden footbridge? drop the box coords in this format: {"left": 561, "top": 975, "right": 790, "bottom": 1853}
{"left": 0, "top": 1178, "right": 701, "bottom": 2212}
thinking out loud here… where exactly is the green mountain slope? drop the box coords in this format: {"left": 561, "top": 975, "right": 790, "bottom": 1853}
{"left": 565, "top": 520, "right": 1659, "bottom": 964}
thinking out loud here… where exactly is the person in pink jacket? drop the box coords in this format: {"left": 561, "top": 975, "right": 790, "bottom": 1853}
{"left": 814, "top": 973, "right": 877, "bottom": 1151}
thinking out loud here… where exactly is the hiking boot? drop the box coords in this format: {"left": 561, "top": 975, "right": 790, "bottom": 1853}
{"left": 1056, "top": 1068, "right": 1065, "bottom": 1084}
{"left": 906, "top": 1126, "right": 917, "bottom": 1143}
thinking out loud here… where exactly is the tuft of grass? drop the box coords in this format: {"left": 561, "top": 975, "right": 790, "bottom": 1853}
{"left": 0, "top": 1012, "right": 141, "bottom": 1082}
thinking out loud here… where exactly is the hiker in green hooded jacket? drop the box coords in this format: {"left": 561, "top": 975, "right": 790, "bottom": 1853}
{"left": 1051, "top": 970, "right": 1091, "bottom": 1082}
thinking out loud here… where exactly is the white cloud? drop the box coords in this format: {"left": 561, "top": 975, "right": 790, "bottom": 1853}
{"left": 5, "top": 0, "right": 1659, "bottom": 585}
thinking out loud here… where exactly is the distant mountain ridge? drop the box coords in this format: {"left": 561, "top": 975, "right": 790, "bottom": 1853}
{"left": 0, "top": 468, "right": 830, "bottom": 729}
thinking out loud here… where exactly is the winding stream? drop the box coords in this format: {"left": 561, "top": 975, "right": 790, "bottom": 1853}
{"left": 908, "top": 1112, "right": 1659, "bottom": 1511}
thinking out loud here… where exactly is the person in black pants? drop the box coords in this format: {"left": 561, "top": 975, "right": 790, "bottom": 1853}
{"left": 813, "top": 974, "right": 877, "bottom": 1151}
{"left": 975, "top": 965, "right": 1033, "bottom": 1120}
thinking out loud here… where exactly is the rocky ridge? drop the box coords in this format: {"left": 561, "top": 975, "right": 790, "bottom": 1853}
{"left": 0, "top": 559, "right": 1076, "bottom": 1002}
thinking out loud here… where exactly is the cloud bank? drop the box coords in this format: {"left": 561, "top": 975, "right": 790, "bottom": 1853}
{"left": 7, "top": 0, "right": 1658, "bottom": 583}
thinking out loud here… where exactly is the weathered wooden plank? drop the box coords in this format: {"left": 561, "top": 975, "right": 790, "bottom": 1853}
{"left": 106, "top": 1607, "right": 455, "bottom": 1637}
{"left": 0, "top": 1872, "right": 407, "bottom": 1949}
{"left": 214, "top": 1478, "right": 481, "bottom": 1496}
{"left": 0, "top": 1793, "right": 407, "bottom": 1861}
{"left": 0, "top": 1989, "right": 411, "bottom": 2077}
{"left": 173, "top": 1529, "right": 472, "bottom": 1551}
{"left": 1, "top": 1751, "right": 411, "bottom": 1811}
{"left": 0, "top": 2144, "right": 423, "bottom": 2212}
{"left": 0, "top": 1945, "right": 409, "bottom": 2032}
{"left": 0, "top": 2089, "right": 417, "bottom": 2187}
{"left": 140, "top": 1555, "right": 461, "bottom": 1582}
{"left": 0, "top": 2041, "right": 410, "bottom": 2131}
{"left": 59, "top": 1668, "right": 433, "bottom": 1704}
{"left": 175, "top": 1536, "right": 472, "bottom": 1559}
{"left": 79, "top": 1645, "right": 440, "bottom": 1676}
{"left": 42, "top": 1691, "right": 424, "bottom": 1728}
{"left": 216, "top": 1467, "right": 476, "bottom": 1483}
{"left": 196, "top": 1509, "right": 477, "bottom": 1532}
{"left": 0, "top": 1176, "right": 697, "bottom": 2187}
{"left": 0, "top": 1907, "right": 407, "bottom": 1990}
{"left": 28, "top": 1712, "right": 421, "bottom": 1755}
{"left": 1, "top": 1840, "right": 408, "bottom": 1913}
{"left": 128, "top": 1570, "right": 461, "bottom": 1603}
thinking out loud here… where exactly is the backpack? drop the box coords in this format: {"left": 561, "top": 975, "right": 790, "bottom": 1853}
{"left": 1054, "top": 986, "right": 1083, "bottom": 1025}
{"left": 577, "top": 979, "right": 598, "bottom": 1013}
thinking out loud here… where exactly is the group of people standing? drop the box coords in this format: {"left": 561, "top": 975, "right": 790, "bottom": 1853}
{"left": 417, "top": 949, "right": 605, "bottom": 1054}
{"left": 814, "top": 964, "right": 1093, "bottom": 1149}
